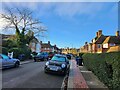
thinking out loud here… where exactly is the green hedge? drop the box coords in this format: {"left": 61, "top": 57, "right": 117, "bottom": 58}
{"left": 2, "top": 47, "right": 9, "bottom": 55}
{"left": 82, "top": 52, "right": 120, "bottom": 89}
{"left": 8, "top": 47, "right": 31, "bottom": 60}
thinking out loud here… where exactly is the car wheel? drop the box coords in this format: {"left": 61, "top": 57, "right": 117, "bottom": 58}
{"left": 34, "top": 59, "right": 36, "bottom": 62}
{"left": 15, "top": 62, "right": 19, "bottom": 68}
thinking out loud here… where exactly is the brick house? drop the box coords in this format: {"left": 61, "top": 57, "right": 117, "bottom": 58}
{"left": 40, "top": 41, "right": 52, "bottom": 52}
{"left": 40, "top": 41, "right": 60, "bottom": 53}
{"left": 61, "top": 47, "right": 78, "bottom": 55}
{"left": 80, "top": 30, "right": 120, "bottom": 53}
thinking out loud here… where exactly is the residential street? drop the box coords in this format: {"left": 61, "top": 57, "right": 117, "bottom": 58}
{"left": 2, "top": 61, "right": 65, "bottom": 88}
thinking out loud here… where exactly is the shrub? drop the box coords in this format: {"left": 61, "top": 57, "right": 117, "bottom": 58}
{"left": 8, "top": 47, "right": 31, "bottom": 60}
{"left": 8, "top": 48, "right": 22, "bottom": 59}
{"left": 82, "top": 52, "right": 120, "bottom": 89}
{"left": 2, "top": 47, "right": 9, "bottom": 55}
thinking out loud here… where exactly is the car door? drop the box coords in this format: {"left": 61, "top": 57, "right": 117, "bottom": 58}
{"left": 2, "top": 55, "right": 14, "bottom": 67}
{"left": 6, "top": 58, "right": 15, "bottom": 66}
{"left": 0, "top": 55, "right": 2, "bottom": 69}
{"left": 2, "top": 55, "right": 9, "bottom": 67}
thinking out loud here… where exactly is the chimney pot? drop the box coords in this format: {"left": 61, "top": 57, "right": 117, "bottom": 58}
{"left": 40, "top": 41, "right": 42, "bottom": 44}
{"left": 98, "top": 30, "right": 102, "bottom": 37}
{"left": 96, "top": 32, "right": 98, "bottom": 37}
{"left": 48, "top": 41, "right": 50, "bottom": 44}
{"left": 116, "top": 31, "right": 119, "bottom": 36}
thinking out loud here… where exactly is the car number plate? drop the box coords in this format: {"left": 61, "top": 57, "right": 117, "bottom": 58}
{"left": 50, "top": 67, "right": 58, "bottom": 71}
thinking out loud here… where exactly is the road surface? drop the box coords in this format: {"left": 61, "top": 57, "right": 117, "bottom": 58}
{"left": 2, "top": 61, "right": 65, "bottom": 89}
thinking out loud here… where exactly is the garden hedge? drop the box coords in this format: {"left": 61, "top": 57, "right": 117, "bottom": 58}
{"left": 82, "top": 52, "right": 120, "bottom": 89}
{"left": 8, "top": 47, "right": 31, "bottom": 60}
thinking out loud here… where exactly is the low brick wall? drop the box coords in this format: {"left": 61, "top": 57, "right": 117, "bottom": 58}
{"left": 67, "top": 60, "right": 89, "bottom": 89}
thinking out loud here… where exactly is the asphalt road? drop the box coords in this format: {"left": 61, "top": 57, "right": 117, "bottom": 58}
{"left": 2, "top": 61, "right": 65, "bottom": 89}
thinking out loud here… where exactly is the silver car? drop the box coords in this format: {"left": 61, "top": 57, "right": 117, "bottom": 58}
{"left": 0, "top": 54, "right": 20, "bottom": 69}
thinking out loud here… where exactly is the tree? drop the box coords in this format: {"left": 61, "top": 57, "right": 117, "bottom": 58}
{"left": 1, "top": 7, "right": 47, "bottom": 47}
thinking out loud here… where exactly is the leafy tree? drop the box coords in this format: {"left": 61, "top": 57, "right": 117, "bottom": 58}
{"left": 2, "top": 39, "right": 17, "bottom": 49}
{"left": 1, "top": 7, "right": 47, "bottom": 47}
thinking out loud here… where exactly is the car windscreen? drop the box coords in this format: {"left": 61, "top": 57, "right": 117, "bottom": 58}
{"left": 1, "top": 54, "right": 9, "bottom": 59}
{"left": 51, "top": 56, "right": 66, "bottom": 62}
{"left": 37, "top": 53, "right": 41, "bottom": 56}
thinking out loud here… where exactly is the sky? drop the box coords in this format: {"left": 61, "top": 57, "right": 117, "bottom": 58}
{"left": 0, "top": 1, "right": 118, "bottom": 48}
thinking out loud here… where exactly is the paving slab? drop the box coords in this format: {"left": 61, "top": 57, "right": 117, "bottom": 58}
{"left": 79, "top": 66, "right": 108, "bottom": 89}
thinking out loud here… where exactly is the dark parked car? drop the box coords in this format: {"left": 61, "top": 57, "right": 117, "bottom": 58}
{"left": 0, "top": 54, "right": 20, "bottom": 69}
{"left": 76, "top": 56, "right": 83, "bottom": 66}
{"left": 34, "top": 52, "right": 49, "bottom": 62}
{"left": 66, "top": 54, "right": 72, "bottom": 60}
{"left": 44, "top": 54, "right": 70, "bottom": 75}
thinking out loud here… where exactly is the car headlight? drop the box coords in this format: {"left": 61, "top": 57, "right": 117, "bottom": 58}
{"left": 45, "top": 61, "right": 49, "bottom": 66}
{"left": 61, "top": 64, "right": 66, "bottom": 68}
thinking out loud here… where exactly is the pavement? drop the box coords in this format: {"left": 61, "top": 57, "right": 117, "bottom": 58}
{"left": 79, "top": 66, "right": 108, "bottom": 89}
{"left": 67, "top": 60, "right": 108, "bottom": 89}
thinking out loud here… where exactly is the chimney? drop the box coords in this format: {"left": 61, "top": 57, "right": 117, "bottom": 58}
{"left": 116, "top": 31, "right": 119, "bottom": 36}
{"left": 96, "top": 32, "right": 98, "bottom": 37}
{"left": 48, "top": 41, "right": 50, "bottom": 45}
{"left": 54, "top": 44, "right": 56, "bottom": 47}
{"left": 85, "top": 42, "right": 88, "bottom": 45}
{"left": 40, "top": 41, "right": 42, "bottom": 44}
{"left": 98, "top": 30, "right": 102, "bottom": 37}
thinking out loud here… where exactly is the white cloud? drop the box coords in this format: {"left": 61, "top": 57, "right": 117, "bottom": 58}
{"left": 1, "top": 2, "right": 117, "bottom": 18}
{"left": 0, "top": 2, "right": 118, "bottom": 34}
{"left": 53, "top": 3, "right": 105, "bottom": 17}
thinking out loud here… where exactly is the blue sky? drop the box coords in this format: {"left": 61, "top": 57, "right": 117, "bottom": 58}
{"left": 0, "top": 2, "right": 118, "bottom": 48}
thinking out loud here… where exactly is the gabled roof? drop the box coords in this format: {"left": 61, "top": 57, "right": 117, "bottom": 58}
{"left": 103, "top": 36, "right": 120, "bottom": 44}
{"left": 1, "top": 34, "right": 16, "bottom": 40}
{"left": 94, "top": 35, "right": 107, "bottom": 44}
{"left": 41, "top": 43, "right": 51, "bottom": 48}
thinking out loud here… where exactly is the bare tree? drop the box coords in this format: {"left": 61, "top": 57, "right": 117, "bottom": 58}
{"left": 0, "top": 7, "right": 47, "bottom": 37}
{"left": 0, "top": 7, "right": 47, "bottom": 47}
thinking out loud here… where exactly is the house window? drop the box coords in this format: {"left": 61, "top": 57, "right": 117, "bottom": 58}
{"left": 97, "top": 44, "right": 101, "bottom": 48}
{"left": 32, "top": 43, "right": 35, "bottom": 47}
{"left": 110, "top": 43, "right": 115, "bottom": 46}
{"left": 103, "top": 43, "right": 108, "bottom": 48}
